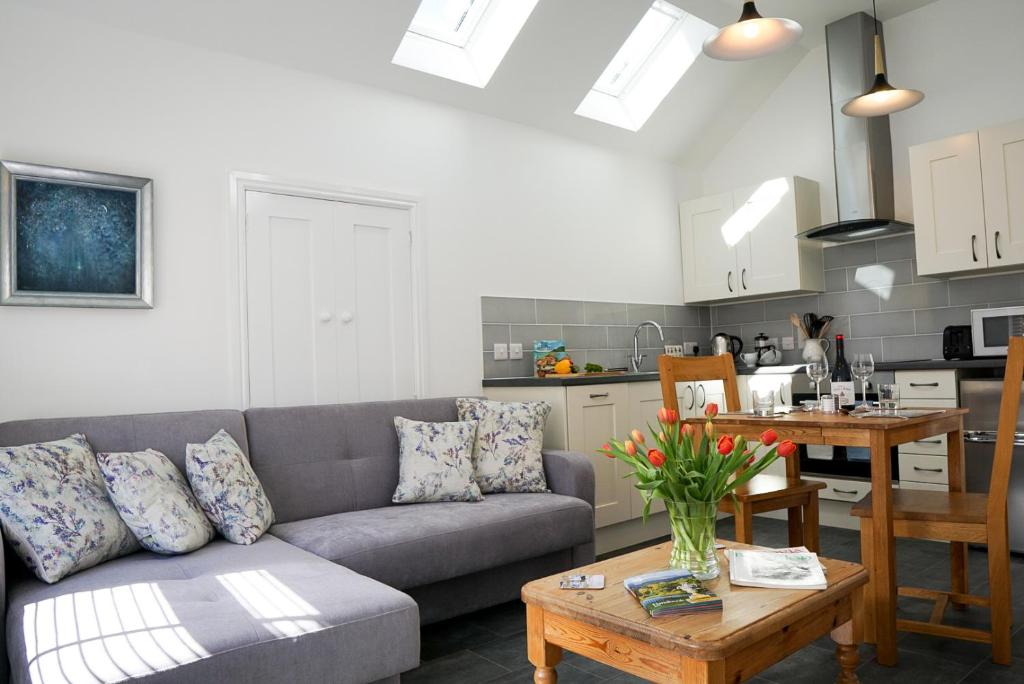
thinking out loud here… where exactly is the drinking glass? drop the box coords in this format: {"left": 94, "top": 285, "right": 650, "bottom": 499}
{"left": 878, "top": 383, "right": 901, "bottom": 413}
{"left": 806, "top": 360, "right": 829, "bottom": 406}
{"left": 752, "top": 389, "right": 775, "bottom": 417}
{"left": 851, "top": 352, "right": 875, "bottom": 406}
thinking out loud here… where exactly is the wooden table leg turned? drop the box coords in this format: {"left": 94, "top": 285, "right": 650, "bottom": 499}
{"left": 946, "top": 424, "right": 969, "bottom": 609}
{"left": 527, "top": 604, "right": 562, "bottom": 684}
{"left": 832, "top": 619, "right": 859, "bottom": 684}
{"left": 868, "top": 430, "right": 898, "bottom": 666}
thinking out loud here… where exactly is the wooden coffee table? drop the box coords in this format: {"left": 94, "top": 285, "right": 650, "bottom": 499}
{"left": 522, "top": 540, "right": 867, "bottom": 683}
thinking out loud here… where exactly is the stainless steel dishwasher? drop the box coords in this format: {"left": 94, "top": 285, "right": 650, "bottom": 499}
{"left": 961, "top": 378, "right": 1024, "bottom": 553}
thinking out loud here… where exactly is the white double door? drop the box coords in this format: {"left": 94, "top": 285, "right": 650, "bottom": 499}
{"left": 244, "top": 191, "right": 417, "bottom": 407}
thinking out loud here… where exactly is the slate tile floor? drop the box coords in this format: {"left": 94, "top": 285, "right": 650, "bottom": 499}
{"left": 405, "top": 517, "right": 1024, "bottom": 683}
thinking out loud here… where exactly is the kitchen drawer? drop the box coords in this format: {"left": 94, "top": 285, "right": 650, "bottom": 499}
{"left": 895, "top": 370, "right": 957, "bottom": 400}
{"left": 898, "top": 432, "right": 948, "bottom": 456}
{"left": 806, "top": 476, "right": 871, "bottom": 503}
{"left": 898, "top": 452, "right": 949, "bottom": 485}
{"left": 898, "top": 480, "right": 948, "bottom": 492}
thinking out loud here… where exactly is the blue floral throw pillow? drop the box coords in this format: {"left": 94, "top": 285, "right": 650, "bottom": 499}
{"left": 98, "top": 449, "right": 215, "bottom": 555}
{"left": 186, "top": 430, "right": 274, "bottom": 545}
{"left": 0, "top": 434, "right": 139, "bottom": 583}
{"left": 456, "top": 398, "right": 550, "bottom": 493}
{"left": 392, "top": 417, "right": 483, "bottom": 503}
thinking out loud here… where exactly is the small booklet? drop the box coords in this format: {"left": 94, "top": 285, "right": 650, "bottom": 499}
{"left": 727, "top": 548, "right": 828, "bottom": 590}
{"left": 624, "top": 569, "right": 722, "bottom": 618}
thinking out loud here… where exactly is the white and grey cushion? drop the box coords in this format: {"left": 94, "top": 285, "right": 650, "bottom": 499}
{"left": 98, "top": 449, "right": 215, "bottom": 554}
{"left": 456, "top": 398, "right": 550, "bottom": 493}
{"left": 0, "top": 434, "right": 139, "bottom": 583}
{"left": 392, "top": 417, "right": 482, "bottom": 503}
{"left": 187, "top": 430, "right": 274, "bottom": 544}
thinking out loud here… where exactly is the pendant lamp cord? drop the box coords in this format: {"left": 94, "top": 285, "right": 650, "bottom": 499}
{"left": 872, "top": 0, "right": 879, "bottom": 35}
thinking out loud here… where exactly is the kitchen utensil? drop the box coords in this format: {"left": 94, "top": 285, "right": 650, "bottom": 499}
{"left": 790, "top": 313, "right": 810, "bottom": 338}
{"left": 802, "top": 337, "right": 830, "bottom": 363}
{"left": 753, "top": 332, "right": 778, "bottom": 365}
{"left": 803, "top": 313, "right": 818, "bottom": 337}
{"left": 711, "top": 332, "right": 743, "bottom": 358}
{"left": 814, "top": 315, "right": 834, "bottom": 338}
{"left": 818, "top": 319, "right": 832, "bottom": 339}
{"left": 758, "top": 348, "right": 782, "bottom": 365}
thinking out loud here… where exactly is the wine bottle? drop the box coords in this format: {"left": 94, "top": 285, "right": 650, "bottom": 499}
{"left": 831, "top": 334, "right": 855, "bottom": 407}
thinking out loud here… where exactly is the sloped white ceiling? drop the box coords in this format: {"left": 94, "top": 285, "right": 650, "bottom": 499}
{"left": 14, "top": 0, "right": 936, "bottom": 162}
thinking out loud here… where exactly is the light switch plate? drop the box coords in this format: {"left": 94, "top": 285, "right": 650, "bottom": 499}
{"left": 782, "top": 336, "right": 795, "bottom": 350}
{"left": 683, "top": 341, "right": 698, "bottom": 356}
{"left": 493, "top": 343, "right": 508, "bottom": 360}
{"left": 663, "top": 344, "right": 684, "bottom": 357}
{"left": 509, "top": 343, "right": 523, "bottom": 360}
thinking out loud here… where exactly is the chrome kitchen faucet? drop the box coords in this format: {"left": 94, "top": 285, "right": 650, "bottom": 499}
{"left": 630, "top": 320, "right": 664, "bottom": 373}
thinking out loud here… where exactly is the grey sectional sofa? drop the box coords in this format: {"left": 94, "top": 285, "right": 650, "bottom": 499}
{"left": 0, "top": 398, "right": 595, "bottom": 684}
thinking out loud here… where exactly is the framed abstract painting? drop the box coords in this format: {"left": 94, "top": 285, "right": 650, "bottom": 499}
{"left": 0, "top": 160, "right": 153, "bottom": 308}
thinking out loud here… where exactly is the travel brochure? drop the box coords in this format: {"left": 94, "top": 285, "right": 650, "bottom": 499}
{"left": 727, "top": 548, "right": 828, "bottom": 590}
{"left": 623, "top": 569, "right": 722, "bottom": 617}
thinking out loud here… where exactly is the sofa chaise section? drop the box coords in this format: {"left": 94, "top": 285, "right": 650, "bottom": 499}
{"left": 4, "top": 535, "right": 418, "bottom": 684}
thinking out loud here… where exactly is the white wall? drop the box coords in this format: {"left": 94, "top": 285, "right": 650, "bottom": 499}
{"left": 0, "top": 2, "right": 684, "bottom": 421}
{"left": 691, "top": 0, "right": 1024, "bottom": 223}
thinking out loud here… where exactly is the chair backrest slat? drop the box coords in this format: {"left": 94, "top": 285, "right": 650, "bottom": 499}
{"left": 988, "top": 336, "right": 1024, "bottom": 521}
{"left": 658, "top": 355, "right": 741, "bottom": 414}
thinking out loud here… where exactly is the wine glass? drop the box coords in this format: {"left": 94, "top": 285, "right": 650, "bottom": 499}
{"left": 851, "top": 352, "right": 875, "bottom": 408}
{"left": 806, "top": 360, "right": 829, "bottom": 407}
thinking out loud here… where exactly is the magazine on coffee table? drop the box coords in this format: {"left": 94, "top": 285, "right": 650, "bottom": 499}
{"left": 727, "top": 549, "right": 827, "bottom": 590}
{"left": 624, "top": 569, "right": 722, "bottom": 617}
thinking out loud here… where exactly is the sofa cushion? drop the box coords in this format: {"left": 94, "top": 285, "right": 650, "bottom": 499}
{"left": 270, "top": 493, "right": 594, "bottom": 590}
{"left": 456, "top": 398, "right": 550, "bottom": 493}
{"left": 392, "top": 417, "right": 483, "bottom": 504}
{"left": 5, "top": 535, "right": 419, "bottom": 684}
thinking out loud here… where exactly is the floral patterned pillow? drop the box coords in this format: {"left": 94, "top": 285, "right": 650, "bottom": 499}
{"left": 98, "top": 449, "right": 214, "bottom": 555}
{"left": 456, "top": 398, "right": 551, "bottom": 493}
{"left": 186, "top": 430, "right": 274, "bottom": 545}
{"left": 0, "top": 434, "right": 139, "bottom": 583}
{"left": 392, "top": 417, "right": 483, "bottom": 504}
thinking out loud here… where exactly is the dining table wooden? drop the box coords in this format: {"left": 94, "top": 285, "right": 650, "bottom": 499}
{"left": 684, "top": 406, "right": 969, "bottom": 667}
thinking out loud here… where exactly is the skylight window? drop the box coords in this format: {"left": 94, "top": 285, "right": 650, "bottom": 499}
{"left": 576, "top": 1, "right": 717, "bottom": 132}
{"left": 393, "top": 0, "right": 538, "bottom": 88}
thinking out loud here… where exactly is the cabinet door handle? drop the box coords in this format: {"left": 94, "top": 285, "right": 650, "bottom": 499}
{"left": 727, "top": 271, "right": 734, "bottom": 293}
{"left": 995, "top": 230, "right": 1002, "bottom": 259}
{"left": 588, "top": 393, "right": 609, "bottom": 399}
{"left": 915, "top": 439, "right": 942, "bottom": 444}
{"left": 909, "top": 382, "right": 940, "bottom": 387}
{"left": 684, "top": 385, "right": 695, "bottom": 410}
{"left": 971, "top": 234, "right": 979, "bottom": 262}
{"left": 832, "top": 488, "right": 859, "bottom": 495}
{"left": 741, "top": 268, "right": 748, "bottom": 290}
{"left": 696, "top": 384, "right": 706, "bottom": 407}
{"left": 913, "top": 466, "right": 944, "bottom": 473}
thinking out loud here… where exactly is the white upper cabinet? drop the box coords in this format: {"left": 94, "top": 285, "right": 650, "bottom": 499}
{"left": 980, "top": 120, "right": 1024, "bottom": 267}
{"left": 912, "top": 119, "right": 1024, "bottom": 276}
{"left": 679, "top": 177, "right": 823, "bottom": 304}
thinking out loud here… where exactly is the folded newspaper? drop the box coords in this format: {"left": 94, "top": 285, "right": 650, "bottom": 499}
{"left": 624, "top": 569, "right": 722, "bottom": 617}
{"left": 727, "top": 547, "right": 828, "bottom": 590}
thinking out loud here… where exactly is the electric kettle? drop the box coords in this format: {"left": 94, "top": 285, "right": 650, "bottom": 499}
{"left": 710, "top": 332, "right": 743, "bottom": 358}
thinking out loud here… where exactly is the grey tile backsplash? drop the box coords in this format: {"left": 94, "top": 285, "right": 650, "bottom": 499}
{"left": 710, "top": 234, "right": 1024, "bottom": 364}
{"left": 481, "top": 298, "right": 711, "bottom": 378}
{"left": 481, "top": 235, "right": 1024, "bottom": 378}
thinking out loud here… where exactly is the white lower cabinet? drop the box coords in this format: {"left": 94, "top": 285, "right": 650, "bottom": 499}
{"left": 894, "top": 370, "right": 956, "bottom": 492}
{"left": 736, "top": 373, "right": 794, "bottom": 411}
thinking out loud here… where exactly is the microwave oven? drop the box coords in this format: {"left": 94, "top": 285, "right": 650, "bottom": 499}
{"left": 971, "top": 306, "right": 1024, "bottom": 357}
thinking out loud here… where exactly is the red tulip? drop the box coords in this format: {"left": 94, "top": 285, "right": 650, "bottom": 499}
{"left": 631, "top": 429, "right": 646, "bottom": 445}
{"left": 625, "top": 440, "right": 637, "bottom": 456}
{"left": 716, "top": 434, "right": 735, "bottom": 455}
{"left": 760, "top": 428, "right": 778, "bottom": 446}
{"left": 777, "top": 440, "right": 798, "bottom": 458}
{"left": 704, "top": 402, "right": 719, "bottom": 419}
{"left": 657, "top": 407, "right": 680, "bottom": 425}
{"left": 647, "top": 449, "right": 666, "bottom": 467}
{"left": 601, "top": 443, "right": 614, "bottom": 458}
{"left": 682, "top": 423, "right": 696, "bottom": 439}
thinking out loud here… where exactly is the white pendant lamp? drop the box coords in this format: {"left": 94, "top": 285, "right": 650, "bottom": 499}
{"left": 702, "top": 2, "right": 803, "bottom": 61}
{"left": 841, "top": 0, "right": 924, "bottom": 117}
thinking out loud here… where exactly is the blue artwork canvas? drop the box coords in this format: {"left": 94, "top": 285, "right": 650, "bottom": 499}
{"left": 15, "top": 179, "right": 138, "bottom": 295}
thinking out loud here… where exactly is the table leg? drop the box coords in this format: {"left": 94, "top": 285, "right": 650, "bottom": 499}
{"left": 946, "top": 423, "right": 969, "bottom": 609}
{"left": 787, "top": 506, "right": 804, "bottom": 547}
{"left": 803, "top": 490, "right": 820, "bottom": 552}
{"left": 869, "top": 430, "right": 898, "bottom": 666}
{"left": 527, "top": 604, "right": 562, "bottom": 683}
{"left": 832, "top": 618, "right": 860, "bottom": 684}
{"left": 681, "top": 658, "right": 726, "bottom": 684}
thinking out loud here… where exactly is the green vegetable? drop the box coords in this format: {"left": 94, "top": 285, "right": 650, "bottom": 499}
{"left": 584, "top": 362, "right": 604, "bottom": 373}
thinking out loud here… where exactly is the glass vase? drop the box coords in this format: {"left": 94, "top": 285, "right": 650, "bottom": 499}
{"left": 664, "top": 500, "right": 720, "bottom": 580}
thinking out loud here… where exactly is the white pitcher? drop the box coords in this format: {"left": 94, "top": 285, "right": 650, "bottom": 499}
{"left": 802, "top": 338, "right": 831, "bottom": 363}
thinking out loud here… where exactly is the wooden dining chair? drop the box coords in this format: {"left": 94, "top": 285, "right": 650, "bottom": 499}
{"left": 658, "top": 354, "right": 825, "bottom": 551}
{"left": 851, "top": 335, "right": 1022, "bottom": 665}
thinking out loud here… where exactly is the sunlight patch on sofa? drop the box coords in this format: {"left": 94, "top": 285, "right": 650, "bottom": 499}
{"left": 23, "top": 583, "right": 210, "bottom": 684}
{"left": 216, "top": 570, "right": 325, "bottom": 638}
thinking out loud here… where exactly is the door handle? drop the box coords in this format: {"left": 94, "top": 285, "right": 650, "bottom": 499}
{"left": 588, "top": 393, "right": 609, "bottom": 399}
{"left": 696, "top": 384, "right": 706, "bottom": 407}
{"left": 832, "top": 488, "right": 858, "bottom": 495}
{"left": 339, "top": 311, "right": 354, "bottom": 323}
{"left": 914, "top": 439, "right": 942, "bottom": 444}
{"left": 318, "top": 312, "right": 333, "bottom": 322}
{"left": 908, "top": 382, "right": 939, "bottom": 387}
{"left": 913, "top": 466, "right": 944, "bottom": 473}
{"left": 684, "top": 385, "right": 695, "bottom": 410}
{"left": 995, "top": 230, "right": 1002, "bottom": 259}
{"left": 971, "top": 234, "right": 978, "bottom": 262}
{"left": 741, "top": 268, "right": 748, "bottom": 290}
{"left": 727, "top": 271, "right": 734, "bottom": 293}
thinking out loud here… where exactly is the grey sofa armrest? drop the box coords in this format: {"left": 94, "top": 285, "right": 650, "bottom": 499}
{"left": 542, "top": 450, "right": 594, "bottom": 508}
{"left": 0, "top": 528, "right": 7, "bottom": 684}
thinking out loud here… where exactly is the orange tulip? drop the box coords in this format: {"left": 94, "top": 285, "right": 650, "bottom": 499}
{"left": 716, "top": 434, "right": 735, "bottom": 455}
{"left": 631, "top": 429, "right": 645, "bottom": 445}
{"left": 704, "top": 402, "right": 719, "bottom": 419}
{"left": 625, "top": 440, "right": 637, "bottom": 457}
{"left": 647, "top": 449, "right": 666, "bottom": 467}
{"left": 777, "top": 440, "right": 798, "bottom": 458}
{"left": 760, "top": 428, "right": 778, "bottom": 446}
{"left": 657, "top": 407, "right": 680, "bottom": 425}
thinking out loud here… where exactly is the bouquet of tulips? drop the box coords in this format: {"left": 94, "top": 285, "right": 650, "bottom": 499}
{"left": 600, "top": 403, "right": 798, "bottom": 575}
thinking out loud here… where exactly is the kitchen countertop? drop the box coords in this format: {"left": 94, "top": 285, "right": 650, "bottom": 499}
{"left": 481, "top": 357, "right": 1008, "bottom": 387}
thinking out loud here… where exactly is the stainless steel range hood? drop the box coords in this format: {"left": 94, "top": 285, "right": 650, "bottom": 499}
{"left": 800, "top": 12, "right": 913, "bottom": 242}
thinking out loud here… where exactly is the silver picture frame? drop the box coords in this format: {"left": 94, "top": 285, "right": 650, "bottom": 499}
{"left": 0, "top": 160, "right": 153, "bottom": 308}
